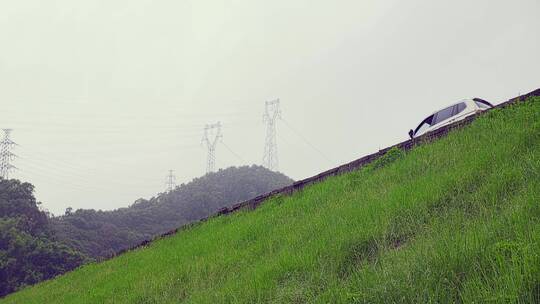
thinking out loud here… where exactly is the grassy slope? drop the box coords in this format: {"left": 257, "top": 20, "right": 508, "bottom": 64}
{"left": 4, "top": 97, "right": 540, "bottom": 303}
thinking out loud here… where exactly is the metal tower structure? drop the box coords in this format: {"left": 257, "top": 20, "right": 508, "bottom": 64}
{"left": 165, "top": 169, "right": 176, "bottom": 192}
{"left": 0, "top": 129, "right": 16, "bottom": 179}
{"left": 263, "top": 99, "right": 281, "bottom": 171}
{"left": 201, "top": 122, "right": 222, "bottom": 173}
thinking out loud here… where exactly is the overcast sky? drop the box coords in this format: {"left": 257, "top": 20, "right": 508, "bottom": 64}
{"left": 1, "top": 0, "right": 539, "bottom": 215}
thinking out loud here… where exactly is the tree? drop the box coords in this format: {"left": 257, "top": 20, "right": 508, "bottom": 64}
{"left": 0, "top": 179, "right": 87, "bottom": 297}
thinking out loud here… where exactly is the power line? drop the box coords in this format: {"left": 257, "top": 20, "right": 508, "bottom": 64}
{"left": 263, "top": 99, "right": 281, "bottom": 171}
{"left": 0, "top": 129, "right": 17, "bottom": 179}
{"left": 17, "top": 158, "right": 158, "bottom": 189}
{"left": 201, "top": 122, "right": 222, "bottom": 173}
{"left": 281, "top": 118, "right": 333, "bottom": 165}
{"left": 15, "top": 163, "right": 115, "bottom": 192}
{"left": 221, "top": 140, "right": 246, "bottom": 164}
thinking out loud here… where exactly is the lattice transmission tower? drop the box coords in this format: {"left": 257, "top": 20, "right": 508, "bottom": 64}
{"left": 165, "top": 169, "right": 176, "bottom": 192}
{"left": 263, "top": 99, "right": 281, "bottom": 171}
{"left": 0, "top": 129, "right": 17, "bottom": 179}
{"left": 201, "top": 122, "right": 222, "bottom": 173}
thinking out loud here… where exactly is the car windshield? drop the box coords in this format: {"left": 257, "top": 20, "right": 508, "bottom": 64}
{"left": 414, "top": 114, "right": 434, "bottom": 135}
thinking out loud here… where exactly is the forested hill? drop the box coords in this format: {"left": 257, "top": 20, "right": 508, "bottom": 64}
{"left": 0, "top": 179, "right": 86, "bottom": 297}
{"left": 51, "top": 165, "right": 293, "bottom": 259}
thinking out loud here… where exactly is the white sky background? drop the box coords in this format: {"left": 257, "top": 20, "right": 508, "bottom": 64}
{"left": 1, "top": 0, "right": 539, "bottom": 215}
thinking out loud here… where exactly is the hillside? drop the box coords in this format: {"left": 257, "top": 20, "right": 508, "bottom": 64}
{"left": 4, "top": 96, "right": 540, "bottom": 303}
{"left": 51, "top": 165, "right": 293, "bottom": 259}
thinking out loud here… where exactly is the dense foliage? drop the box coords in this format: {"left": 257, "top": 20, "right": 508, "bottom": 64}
{"left": 0, "top": 179, "right": 86, "bottom": 297}
{"left": 4, "top": 97, "right": 540, "bottom": 303}
{"left": 51, "top": 165, "right": 293, "bottom": 259}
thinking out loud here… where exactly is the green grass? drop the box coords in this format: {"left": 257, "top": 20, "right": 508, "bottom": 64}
{"left": 4, "top": 97, "right": 540, "bottom": 303}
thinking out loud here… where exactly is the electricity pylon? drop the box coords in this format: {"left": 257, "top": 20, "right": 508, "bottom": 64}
{"left": 201, "top": 122, "right": 222, "bottom": 173}
{"left": 263, "top": 99, "right": 281, "bottom": 171}
{"left": 0, "top": 129, "right": 16, "bottom": 179}
{"left": 165, "top": 169, "right": 176, "bottom": 192}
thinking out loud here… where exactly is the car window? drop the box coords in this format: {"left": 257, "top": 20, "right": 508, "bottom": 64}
{"left": 473, "top": 98, "right": 493, "bottom": 109}
{"left": 454, "top": 102, "right": 466, "bottom": 115}
{"left": 475, "top": 101, "right": 490, "bottom": 109}
{"left": 432, "top": 105, "right": 454, "bottom": 125}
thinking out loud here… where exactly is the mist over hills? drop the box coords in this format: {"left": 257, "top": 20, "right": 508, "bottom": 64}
{"left": 50, "top": 165, "right": 293, "bottom": 259}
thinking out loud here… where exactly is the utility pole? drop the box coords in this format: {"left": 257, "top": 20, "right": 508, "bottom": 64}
{"left": 165, "top": 169, "right": 176, "bottom": 192}
{"left": 0, "top": 129, "right": 16, "bottom": 179}
{"left": 201, "top": 122, "right": 222, "bottom": 173}
{"left": 263, "top": 99, "right": 281, "bottom": 171}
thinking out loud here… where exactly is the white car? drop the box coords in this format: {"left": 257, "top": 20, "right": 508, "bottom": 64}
{"left": 409, "top": 98, "right": 493, "bottom": 138}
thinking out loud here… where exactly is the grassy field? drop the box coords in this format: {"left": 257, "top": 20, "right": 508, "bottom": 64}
{"left": 4, "top": 97, "right": 540, "bottom": 303}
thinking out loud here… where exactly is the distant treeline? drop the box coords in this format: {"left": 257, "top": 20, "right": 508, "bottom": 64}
{"left": 52, "top": 165, "right": 292, "bottom": 259}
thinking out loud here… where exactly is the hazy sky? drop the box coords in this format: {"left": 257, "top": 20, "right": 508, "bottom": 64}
{"left": 1, "top": 0, "right": 539, "bottom": 215}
